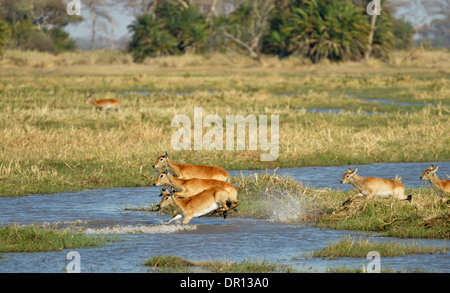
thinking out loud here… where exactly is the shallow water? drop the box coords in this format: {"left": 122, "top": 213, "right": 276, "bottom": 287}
{"left": 0, "top": 162, "right": 449, "bottom": 273}
{"left": 229, "top": 161, "right": 450, "bottom": 190}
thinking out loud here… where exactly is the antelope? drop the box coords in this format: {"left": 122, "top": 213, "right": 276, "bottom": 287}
{"left": 158, "top": 187, "right": 239, "bottom": 219}
{"left": 420, "top": 165, "right": 450, "bottom": 204}
{"left": 152, "top": 151, "right": 231, "bottom": 182}
{"left": 153, "top": 170, "right": 239, "bottom": 205}
{"left": 155, "top": 187, "right": 236, "bottom": 224}
{"left": 340, "top": 168, "right": 412, "bottom": 203}
{"left": 86, "top": 94, "right": 121, "bottom": 112}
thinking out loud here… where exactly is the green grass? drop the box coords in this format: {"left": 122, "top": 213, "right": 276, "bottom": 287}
{"left": 0, "top": 50, "right": 449, "bottom": 197}
{"left": 0, "top": 223, "right": 110, "bottom": 253}
{"left": 143, "top": 255, "right": 296, "bottom": 273}
{"left": 317, "top": 189, "right": 450, "bottom": 239}
{"left": 308, "top": 236, "right": 445, "bottom": 258}
{"left": 123, "top": 173, "right": 450, "bottom": 239}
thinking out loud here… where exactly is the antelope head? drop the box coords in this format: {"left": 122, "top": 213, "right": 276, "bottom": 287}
{"left": 152, "top": 151, "right": 169, "bottom": 169}
{"left": 340, "top": 168, "right": 358, "bottom": 184}
{"left": 153, "top": 169, "right": 170, "bottom": 187}
{"left": 420, "top": 165, "right": 438, "bottom": 181}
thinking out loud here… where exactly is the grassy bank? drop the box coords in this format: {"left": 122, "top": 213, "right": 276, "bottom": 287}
{"left": 0, "top": 223, "right": 109, "bottom": 253}
{"left": 143, "top": 255, "right": 295, "bottom": 273}
{"left": 1, "top": 50, "right": 449, "bottom": 197}
{"left": 308, "top": 236, "right": 445, "bottom": 258}
{"left": 141, "top": 172, "right": 449, "bottom": 239}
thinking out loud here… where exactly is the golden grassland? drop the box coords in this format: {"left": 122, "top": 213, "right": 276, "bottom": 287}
{"left": 0, "top": 49, "right": 449, "bottom": 197}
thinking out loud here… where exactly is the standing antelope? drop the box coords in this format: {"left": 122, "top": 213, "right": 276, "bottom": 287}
{"left": 340, "top": 168, "right": 412, "bottom": 202}
{"left": 420, "top": 165, "right": 450, "bottom": 204}
{"left": 155, "top": 187, "right": 235, "bottom": 224}
{"left": 86, "top": 94, "right": 121, "bottom": 112}
{"left": 153, "top": 170, "right": 239, "bottom": 206}
{"left": 152, "top": 151, "right": 231, "bottom": 182}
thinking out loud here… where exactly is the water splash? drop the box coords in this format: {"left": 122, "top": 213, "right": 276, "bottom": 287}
{"left": 262, "top": 189, "right": 321, "bottom": 223}
{"left": 84, "top": 224, "right": 197, "bottom": 234}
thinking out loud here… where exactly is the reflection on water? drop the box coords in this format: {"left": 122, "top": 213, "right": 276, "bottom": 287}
{"left": 0, "top": 162, "right": 449, "bottom": 273}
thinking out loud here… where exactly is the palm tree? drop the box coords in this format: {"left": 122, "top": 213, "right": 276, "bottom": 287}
{"left": 263, "top": 0, "right": 372, "bottom": 63}
{"left": 128, "top": 14, "right": 178, "bottom": 62}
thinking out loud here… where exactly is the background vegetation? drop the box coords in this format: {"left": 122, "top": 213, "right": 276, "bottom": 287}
{"left": 1, "top": 0, "right": 448, "bottom": 60}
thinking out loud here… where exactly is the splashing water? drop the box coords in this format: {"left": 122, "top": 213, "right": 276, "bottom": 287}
{"left": 84, "top": 224, "right": 197, "bottom": 234}
{"left": 262, "top": 189, "right": 321, "bottom": 223}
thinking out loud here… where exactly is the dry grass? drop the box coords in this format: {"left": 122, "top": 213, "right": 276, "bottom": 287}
{"left": 0, "top": 50, "right": 449, "bottom": 197}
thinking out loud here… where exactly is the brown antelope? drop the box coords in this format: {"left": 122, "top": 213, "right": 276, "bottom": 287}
{"left": 158, "top": 187, "right": 239, "bottom": 219}
{"left": 155, "top": 187, "right": 236, "bottom": 224}
{"left": 86, "top": 94, "right": 121, "bottom": 112}
{"left": 152, "top": 151, "right": 231, "bottom": 182}
{"left": 420, "top": 165, "right": 450, "bottom": 204}
{"left": 340, "top": 168, "right": 412, "bottom": 202}
{"left": 153, "top": 170, "right": 239, "bottom": 205}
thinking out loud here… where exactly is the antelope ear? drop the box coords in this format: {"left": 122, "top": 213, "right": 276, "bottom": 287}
{"left": 431, "top": 166, "right": 439, "bottom": 173}
{"left": 164, "top": 151, "right": 168, "bottom": 158}
{"left": 352, "top": 168, "right": 358, "bottom": 174}
{"left": 347, "top": 168, "right": 352, "bottom": 172}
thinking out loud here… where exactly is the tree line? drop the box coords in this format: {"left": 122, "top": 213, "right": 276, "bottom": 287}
{"left": 0, "top": 0, "right": 448, "bottom": 62}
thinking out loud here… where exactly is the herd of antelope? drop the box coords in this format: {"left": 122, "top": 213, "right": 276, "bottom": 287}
{"left": 83, "top": 95, "right": 449, "bottom": 222}
{"left": 149, "top": 150, "right": 449, "bottom": 224}
{"left": 152, "top": 151, "right": 240, "bottom": 224}
{"left": 340, "top": 165, "right": 449, "bottom": 205}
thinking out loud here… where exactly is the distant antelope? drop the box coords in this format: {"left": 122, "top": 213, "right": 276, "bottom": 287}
{"left": 155, "top": 187, "right": 237, "bottom": 224}
{"left": 152, "top": 151, "right": 231, "bottom": 182}
{"left": 153, "top": 170, "right": 239, "bottom": 205}
{"left": 86, "top": 94, "right": 121, "bottom": 112}
{"left": 340, "top": 168, "right": 412, "bottom": 202}
{"left": 420, "top": 165, "right": 450, "bottom": 204}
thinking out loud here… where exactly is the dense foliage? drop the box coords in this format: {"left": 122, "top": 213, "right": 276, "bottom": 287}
{"left": 0, "top": 0, "right": 81, "bottom": 53}
{"left": 128, "top": 0, "right": 414, "bottom": 63}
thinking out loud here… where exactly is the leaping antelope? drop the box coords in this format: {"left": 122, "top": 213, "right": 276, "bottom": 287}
{"left": 152, "top": 151, "right": 231, "bottom": 182}
{"left": 420, "top": 165, "right": 450, "bottom": 204}
{"left": 153, "top": 170, "right": 239, "bottom": 205}
{"left": 340, "top": 168, "right": 412, "bottom": 203}
{"left": 155, "top": 187, "right": 237, "bottom": 224}
{"left": 86, "top": 94, "right": 121, "bottom": 112}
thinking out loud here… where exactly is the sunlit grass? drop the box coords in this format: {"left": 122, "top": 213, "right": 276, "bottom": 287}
{"left": 308, "top": 235, "right": 445, "bottom": 258}
{"left": 0, "top": 223, "right": 110, "bottom": 253}
{"left": 0, "top": 50, "right": 449, "bottom": 197}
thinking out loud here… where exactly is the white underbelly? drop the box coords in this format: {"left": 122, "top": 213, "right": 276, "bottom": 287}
{"left": 375, "top": 191, "right": 392, "bottom": 197}
{"left": 193, "top": 203, "right": 220, "bottom": 218}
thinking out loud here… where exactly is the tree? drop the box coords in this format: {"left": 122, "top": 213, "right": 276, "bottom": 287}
{"left": 128, "top": 14, "right": 177, "bottom": 62}
{"left": 263, "top": 0, "right": 371, "bottom": 63}
{"left": 220, "top": 0, "right": 274, "bottom": 61}
{"left": 0, "top": 0, "right": 81, "bottom": 52}
{"left": 84, "top": 0, "right": 112, "bottom": 50}
{"left": 127, "top": 0, "right": 210, "bottom": 62}
{"left": 0, "top": 20, "right": 9, "bottom": 56}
